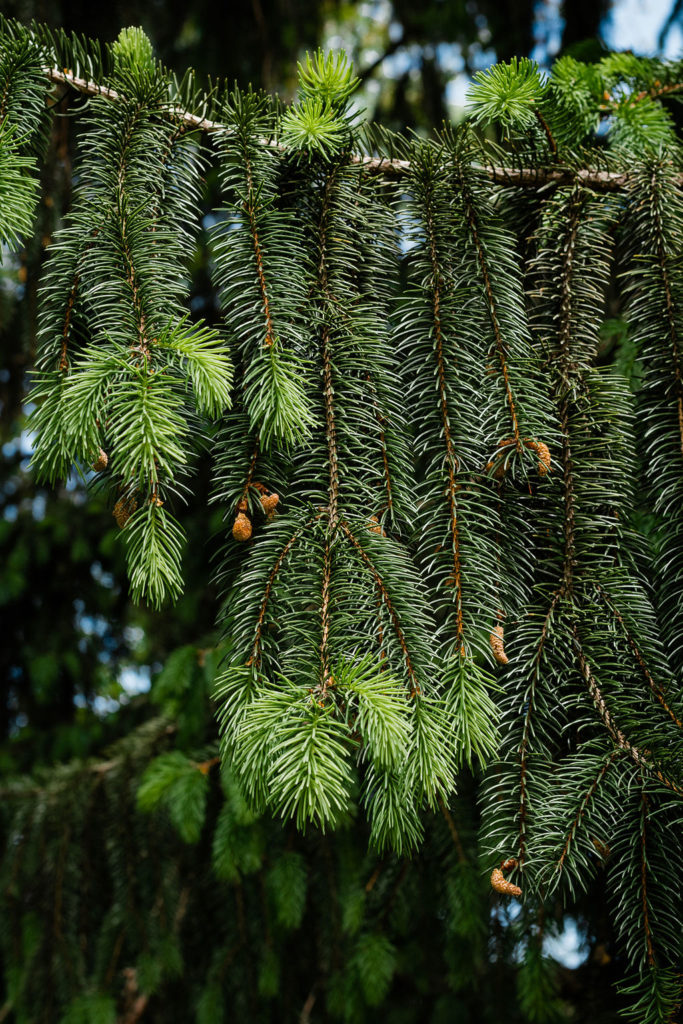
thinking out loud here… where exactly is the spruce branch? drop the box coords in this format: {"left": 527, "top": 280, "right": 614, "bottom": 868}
{"left": 28, "top": 60, "right": 683, "bottom": 192}
{"left": 552, "top": 748, "right": 620, "bottom": 882}
{"left": 573, "top": 628, "right": 683, "bottom": 797}
{"left": 595, "top": 583, "right": 683, "bottom": 729}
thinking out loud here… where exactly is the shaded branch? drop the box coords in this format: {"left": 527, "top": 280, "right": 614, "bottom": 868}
{"left": 572, "top": 627, "right": 683, "bottom": 797}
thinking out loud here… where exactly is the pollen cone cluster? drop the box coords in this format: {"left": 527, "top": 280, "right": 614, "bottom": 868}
{"left": 490, "top": 858, "right": 521, "bottom": 897}
{"left": 113, "top": 494, "right": 137, "bottom": 529}
{"left": 486, "top": 437, "right": 551, "bottom": 479}
{"left": 92, "top": 448, "right": 109, "bottom": 472}
{"left": 232, "top": 512, "right": 252, "bottom": 542}
{"left": 489, "top": 623, "right": 509, "bottom": 665}
{"left": 260, "top": 492, "right": 279, "bottom": 517}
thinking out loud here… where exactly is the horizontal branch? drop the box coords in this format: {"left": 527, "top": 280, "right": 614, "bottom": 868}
{"left": 46, "top": 67, "right": 683, "bottom": 192}
{"left": 45, "top": 67, "right": 223, "bottom": 132}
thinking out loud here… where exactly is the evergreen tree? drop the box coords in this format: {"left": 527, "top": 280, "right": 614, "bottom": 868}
{"left": 1, "top": 17, "right": 683, "bottom": 1022}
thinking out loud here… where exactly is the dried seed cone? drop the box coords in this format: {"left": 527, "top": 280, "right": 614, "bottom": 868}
{"left": 92, "top": 448, "right": 109, "bottom": 472}
{"left": 491, "top": 863, "right": 522, "bottom": 897}
{"left": 232, "top": 512, "right": 252, "bottom": 542}
{"left": 113, "top": 495, "right": 137, "bottom": 529}
{"left": 489, "top": 624, "right": 509, "bottom": 665}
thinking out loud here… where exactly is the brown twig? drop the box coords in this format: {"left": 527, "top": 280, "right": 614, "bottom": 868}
{"left": 248, "top": 525, "right": 308, "bottom": 667}
{"left": 365, "top": 862, "right": 383, "bottom": 892}
{"left": 556, "top": 190, "right": 585, "bottom": 600}
{"left": 237, "top": 441, "right": 260, "bottom": 512}
{"left": 457, "top": 179, "right": 523, "bottom": 450}
{"left": 45, "top": 67, "right": 683, "bottom": 192}
{"left": 535, "top": 108, "right": 558, "bottom": 158}
{"left": 518, "top": 593, "right": 561, "bottom": 863}
{"left": 242, "top": 149, "right": 276, "bottom": 348}
{"left": 639, "top": 789, "right": 657, "bottom": 968}
{"left": 647, "top": 167, "right": 683, "bottom": 454}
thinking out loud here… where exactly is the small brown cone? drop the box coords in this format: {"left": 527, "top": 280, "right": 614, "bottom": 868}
{"left": 491, "top": 859, "right": 521, "bottom": 897}
{"left": 113, "top": 495, "right": 137, "bottom": 529}
{"left": 367, "top": 514, "right": 385, "bottom": 536}
{"left": 92, "top": 448, "right": 109, "bottom": 472}
{"left": 534, "top": 440, "right": 551, "bottom": 476}
{"left": 489, "top": 624, "right": 509, "bottom": 665}
{"left": 487, "top": 438, "right": 551, "bottom": 479}
{"left": 260, "top": 492, "right": 280, "bottom": 517}
{"left": 232, "top": 512, "right": 252, "bottom": 542}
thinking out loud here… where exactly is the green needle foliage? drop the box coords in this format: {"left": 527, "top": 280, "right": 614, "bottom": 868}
{"left": 0, "top": 28, "right": 49, "bottom": 249}
{"left": 3, "top": 18, "right": 683, "bottom": 1020}
{"left": 24, "top": 25, "right": 232, "bottom": 607}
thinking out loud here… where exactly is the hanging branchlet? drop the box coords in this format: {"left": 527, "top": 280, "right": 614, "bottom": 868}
{"left": 213, "top": 60, "right": 456, "bottom": 850}
{"left": 212, "top": 88, "right": 315, "bottom": 449}
{"left": 0, "top": 24, "right": 51, "bottom": 250}
{"left": 621, "top": 160, "right": 683, "bottom": 677}
{"left": 27, "top": 27, "right": 233, "bottom": 608}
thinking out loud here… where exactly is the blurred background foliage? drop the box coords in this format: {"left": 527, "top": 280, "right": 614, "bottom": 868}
{"left": 2, "top": 1, "right": 682, "bottom": 1020}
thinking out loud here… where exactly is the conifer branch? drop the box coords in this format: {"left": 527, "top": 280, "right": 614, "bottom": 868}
{"left": 595, "top": 584, "right": 683, "bottom": 729}
{"left": 556, "top": 190, "right": 584, "bottom": 599}
{"left": 648, "top": 168, "right": 683, "bottom": 454}
{"left": 364, "top": 374, "right": 394, "bottom": 515}
{"left": 458, "top": 178, "right": 523, "bottom": 449}
{"left": 378, "top": 417, "right": 394, "bottom": 515}
{"left": 554, "top": 749, "right": 619, "bottom": 876}
{"left": 319, "top": 171, "right": 341, "bottom": 688}
{"left": 518, "top": 593, "right": 561, "bottom": 863}
{"left": 242, "top": 150, "right": 276, "bottom": 349}
{"left": 319, "top": 173, "right": 340, "bottom": 532}
{"left": 534, "top": 108, "right": 558, "bottom": 158}
{"left": 248, "top": 524, "right": 309, "bottom": 667}
{"left": 573, "top": 628, "right": 683, "bottom": 797}
{"left": 425, "top": 190, "right": 464, "bottom": 648}
{"left": 639, "top": 789, "right": 657, "bottom": 968}
{"left": 45, "top": 66, "right": 221, "bottom": 132}
{"left": 42, "top": 68, "right": 683, "bottom": 193}
{"left": 59, "top": 270, "right": 79, "bottom": 371}
{"left": 237, "top": 441, "right": 260, "bottom": 511}
{"left": 339, "top": 519, "right": 422, "bottom": 695}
